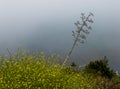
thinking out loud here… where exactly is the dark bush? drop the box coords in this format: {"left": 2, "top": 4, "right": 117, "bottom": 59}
{"left": 84, "top": 59, "right": 115, "bottom": 79}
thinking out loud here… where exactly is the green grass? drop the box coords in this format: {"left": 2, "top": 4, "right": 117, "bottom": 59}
{"left": 0, "top": 52, "right": 120, "bottom": 89}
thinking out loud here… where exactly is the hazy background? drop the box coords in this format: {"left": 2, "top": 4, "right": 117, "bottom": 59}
{"left": 0, "top": 0, "right": 120, "bottom": 71}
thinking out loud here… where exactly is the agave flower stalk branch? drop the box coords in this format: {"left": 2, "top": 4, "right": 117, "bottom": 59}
{"left": 62, "top": 13, "right": 93, "bottom": 66}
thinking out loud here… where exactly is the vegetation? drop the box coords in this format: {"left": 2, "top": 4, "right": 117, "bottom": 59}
{"left": 0, "top": 51, "right": 120, "bottom": 89}
{"left": 83, "top": 59, "right": 115, "bottom": 79}
{"left": 0, "top": 52, "right": 96, "bottom": 89}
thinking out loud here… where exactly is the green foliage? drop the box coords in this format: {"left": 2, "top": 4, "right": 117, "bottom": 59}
{"left": 0, "top": 51, "right": 119, "bottom": 89}
{"left": 0, "top": 53, "right": 97, "bottom": 89}
{"left": 95, "top": 76, "right": 120, "bottom": 89}
{"left": 84, "top": 59, "right": 115, "bottom": 79}
{"left": 71, "top": 62, "right": 77, "bottom": 67}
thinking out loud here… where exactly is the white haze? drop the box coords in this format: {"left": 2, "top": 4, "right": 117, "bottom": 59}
{"left": 0, "top": 0, "right": 120, "bottom": 71}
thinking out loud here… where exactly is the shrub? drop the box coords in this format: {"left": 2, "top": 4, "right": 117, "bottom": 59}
{"left": 83, "top": 59, "right": 115, "bottom": 79}
{"left": 0, "top": 53, "right": 97, "bottom": 89}
{"left": 0, "top": 52, "right": 119, "bottom": 89}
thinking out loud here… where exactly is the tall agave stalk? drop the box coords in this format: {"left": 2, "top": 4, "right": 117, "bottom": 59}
{"left": 62, "top": 12, "right": 94, "bottom": 66}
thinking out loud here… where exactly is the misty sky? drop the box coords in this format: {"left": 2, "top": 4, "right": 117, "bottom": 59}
{"left": 0, "top": 0, "right": 120, "bottom": 70}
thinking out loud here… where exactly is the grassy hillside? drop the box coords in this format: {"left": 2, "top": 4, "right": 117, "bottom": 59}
{"left": 0, "top": 52, "right": 120, "bottom": 89}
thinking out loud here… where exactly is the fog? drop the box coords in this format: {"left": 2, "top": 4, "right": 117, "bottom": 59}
{"left": 0, "top": 0, "right": 120, "bottom": 71}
